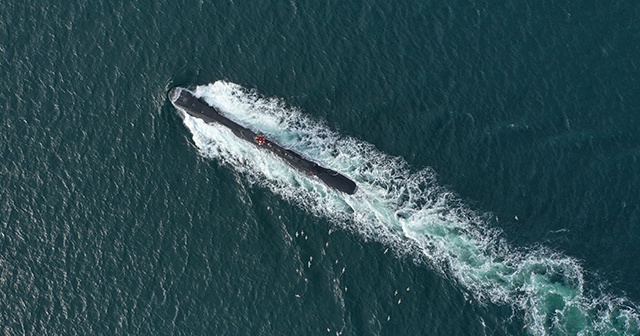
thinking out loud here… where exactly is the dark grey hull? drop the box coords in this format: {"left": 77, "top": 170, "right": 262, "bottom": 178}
{"left": 169, "top": 87, "right": 357, "bottom": 195}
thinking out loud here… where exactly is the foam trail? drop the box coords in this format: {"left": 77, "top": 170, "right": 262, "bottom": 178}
{"left": 178, "top": 81, "right": 640, "bottom": 335}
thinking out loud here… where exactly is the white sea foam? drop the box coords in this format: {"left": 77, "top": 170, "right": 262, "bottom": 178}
{"left": 178, "top": 81, "right": 640, "bottom": 335}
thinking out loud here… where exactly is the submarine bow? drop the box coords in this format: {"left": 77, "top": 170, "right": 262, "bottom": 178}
{"left": 169, "top": 87, "right": 357, "bottom": 195}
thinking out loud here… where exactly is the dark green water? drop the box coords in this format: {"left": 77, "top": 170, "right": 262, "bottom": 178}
{"left": 2, "top": 0, "right": 639, "bottom": 334}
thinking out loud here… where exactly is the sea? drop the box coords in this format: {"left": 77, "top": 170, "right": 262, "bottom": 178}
{"left": 1, "top": 0, "right": 639, "bottom": 335}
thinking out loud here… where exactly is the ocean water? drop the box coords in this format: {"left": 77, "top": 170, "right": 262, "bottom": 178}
{"left": 1, "top": 0, "right": 639, "bottom": 335}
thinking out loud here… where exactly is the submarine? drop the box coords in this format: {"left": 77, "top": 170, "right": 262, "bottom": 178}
{"left": 168, "top": 87, "right": 357, "bottom": 195}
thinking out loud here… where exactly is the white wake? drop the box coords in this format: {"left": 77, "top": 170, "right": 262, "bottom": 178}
{"left": 176, "top": 81, "right": 639, "bottom": 335}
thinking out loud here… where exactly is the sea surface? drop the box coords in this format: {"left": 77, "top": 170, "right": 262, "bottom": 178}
{"left": 2, "top": 0, "right": 640, "bottom": 335}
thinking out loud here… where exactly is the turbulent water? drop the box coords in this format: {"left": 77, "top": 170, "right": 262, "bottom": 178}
{"left": 2, "top": 0, "right": 640, "bottom": 335}
{"left": 179, "top": 81, "right": 640, "bottom": 335}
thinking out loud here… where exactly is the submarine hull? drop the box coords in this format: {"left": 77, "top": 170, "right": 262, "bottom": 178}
{"left": 169, "top": 87, "right": 357, "bottom": 195}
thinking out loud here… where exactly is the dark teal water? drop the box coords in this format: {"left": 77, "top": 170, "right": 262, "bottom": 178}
{"left": 2, "top": 0, "right": 639, "bottom": 335}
